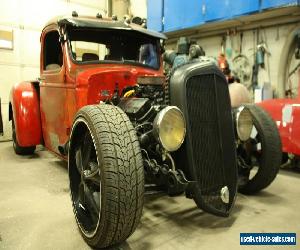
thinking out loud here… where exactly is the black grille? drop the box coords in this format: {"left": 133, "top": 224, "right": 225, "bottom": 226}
{"left": 169, "top": 62, "right": 237, "bottom": 216}
{"left": 185, "top": 74, "right": 237, "bottom": 215}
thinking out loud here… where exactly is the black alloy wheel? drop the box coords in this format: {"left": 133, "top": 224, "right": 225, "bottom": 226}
{"left": 69, "top": 104, "right": 144, "bottom": 249}
{"left": 71, "top": 122, "right": 101, "bottom": 235}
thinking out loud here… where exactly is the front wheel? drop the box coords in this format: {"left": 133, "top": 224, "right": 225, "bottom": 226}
{"left": 237, "top": 104, "right": 282, "bottom": 194}
{"left": 68, "top": 104, "right": 144, "bottom": 249}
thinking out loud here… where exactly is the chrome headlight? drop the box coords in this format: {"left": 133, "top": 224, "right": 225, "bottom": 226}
{"left": 153, "top": 106, "right": 186, "bottom": 152}
{"left": 236, "top": 106, "right": 253, "bottom": 141}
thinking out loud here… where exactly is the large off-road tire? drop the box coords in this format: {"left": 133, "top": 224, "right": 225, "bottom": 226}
{"left": 238, "top": 104, "right": 282, "bottom": 194}
{"left": 68, "top": 104, "right": 144, "bottom": 249}
{"left": 12, "top": 119, "right": 35, "bottom": 155}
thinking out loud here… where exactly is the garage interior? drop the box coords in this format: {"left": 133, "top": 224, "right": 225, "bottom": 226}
{"left": 0, "top": 142, "right": 300, "bottom": 250}
{"left": 0, "top": 0, "right": 300, "bottom": 249}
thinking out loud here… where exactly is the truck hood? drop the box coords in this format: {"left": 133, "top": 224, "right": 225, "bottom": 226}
{"left": 74, "top": 65, "right": 164, "bottom": 105}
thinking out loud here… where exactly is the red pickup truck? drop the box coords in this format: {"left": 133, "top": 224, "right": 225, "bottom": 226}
{"left": 9, "top": 14, "right": 281, "bottom": 249}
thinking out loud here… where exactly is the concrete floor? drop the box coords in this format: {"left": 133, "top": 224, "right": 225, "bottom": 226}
{"left": 0, "top": 141, "right": 299, "bottom": 250}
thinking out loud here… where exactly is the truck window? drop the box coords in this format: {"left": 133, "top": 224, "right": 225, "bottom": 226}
{"left": 67, "top": 28, "right": 160, "bottom": 69}
{"left": 71, "top": 41, "right": 107, "bottom": 61}
{"left": 43, "top": 31, "right": 63, "bottom": 71}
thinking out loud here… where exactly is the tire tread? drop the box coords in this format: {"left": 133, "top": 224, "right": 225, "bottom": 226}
{"left": 73, "top": 104, "right": 144, "bottom": 248}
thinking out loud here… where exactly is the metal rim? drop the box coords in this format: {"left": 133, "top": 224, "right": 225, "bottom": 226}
{"left": 69, "top": 118, "right": 101, "bottom": 238}
{"left": 238, "top": 125, "right": 262, "bottom": 183}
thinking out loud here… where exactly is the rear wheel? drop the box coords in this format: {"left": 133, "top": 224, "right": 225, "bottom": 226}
{"left": 12, "top": 118, "right": 35, "bottom": 155}
{"left": 237, "top": 104, "right": 282, "bottom": 194}
{"left": 68, "top": 104, "right": 144, "bottom": 249}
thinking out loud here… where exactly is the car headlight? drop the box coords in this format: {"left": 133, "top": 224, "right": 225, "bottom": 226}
{"left": 153, "top": 106, "right": 186, "bottom": 152}
{"left": 236, "top": 106, "right": 253, "bottom": 141}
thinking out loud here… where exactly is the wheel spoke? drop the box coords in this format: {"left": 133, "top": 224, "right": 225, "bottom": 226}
{"left": 92, "top": 191, "right": 100, "bottom": 208}
{"left": 238, "top": 169, "right": 250, "bottom": 186}
{"left": 250, "top": 126, "right": 258, "bottom": 139}
{"left": 75, "top": 148, "right": 84, "bottom": 173}
{"left": 84, "top": 185, "right": 100, "bottom": 221}
{"left": 237, "top": 155, "right": 251, "bottom": 169}
{"left": 82, "top": 131, "right": 93, "bottom": 168}
{"left": 84, "top": 162, "right": 100, "bottom": 185}
{"left": 78, "top": 181, "right": 85, "bottom": 204}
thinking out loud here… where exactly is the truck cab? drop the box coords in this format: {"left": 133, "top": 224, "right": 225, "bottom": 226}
{"left": 10, "top": 15, "right": 166, "bottom": 156}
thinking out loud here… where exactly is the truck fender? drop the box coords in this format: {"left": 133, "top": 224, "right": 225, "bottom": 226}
{"left": 9, "top": 81, "right": 42, "bottom": 147}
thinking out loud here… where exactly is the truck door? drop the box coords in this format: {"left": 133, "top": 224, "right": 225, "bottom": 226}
{"left": 39, "top": 29, "right": 69, "bottom": 154}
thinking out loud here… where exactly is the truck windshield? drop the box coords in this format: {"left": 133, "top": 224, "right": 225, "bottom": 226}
{"left": 67, "top": 27, "right": 160, "bottom": 69}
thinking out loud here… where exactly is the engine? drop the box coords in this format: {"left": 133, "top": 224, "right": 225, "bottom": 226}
{"left": 118, "top": 82, "right": 189, "bottom": 195}
{"left": 108, "top": 34, "right": 238, "bottom": 218}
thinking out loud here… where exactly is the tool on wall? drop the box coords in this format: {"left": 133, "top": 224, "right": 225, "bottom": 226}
{"left": 232, "top": 32, "right": 251, "bottom": 87}
{"left": 225, "top": 30, "right": 233, "bottom": 59}
{"left": 251, "top": 28, "right": 273, "bottom": 102}
{"left": 252, "top": 29, "right": 259, "bottom": 89}
{"left": 218, "top": 53, "right": 236, "bottom": 83}
{"left": 256, "top": 42, "right": 268, "bottom": 69}
{"left": 251, "top": 29, "right": 271, "bottom": 89}
{"left": 221, "top": 35, "right": 226, "bottom": 54}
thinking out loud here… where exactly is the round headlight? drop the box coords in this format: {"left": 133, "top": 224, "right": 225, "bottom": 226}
{"left": 153, "top": 106, "right": 186, "bottom": 152}
{"left": 236, "top": 107, "right": 253, "bottom": 141}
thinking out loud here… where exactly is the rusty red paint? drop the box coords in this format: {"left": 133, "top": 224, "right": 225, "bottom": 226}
{"left": 10, "top": 81, "right": 42, "bottom": 147}
{"left": 10, "top": 20, "right": 164, "bottom": 157}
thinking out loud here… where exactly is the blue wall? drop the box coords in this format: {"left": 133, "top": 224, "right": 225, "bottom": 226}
{"left": 147, "top": 0, "right": 164, "bottom": 31}
{"left": 261, "top": 0, "right": 298, "bottom": 10}
{"left": 147, "top": 0, "right": 299, "bottom": 32}
{"left": 164, "top": 0, "right": 204, "bottom": 32}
